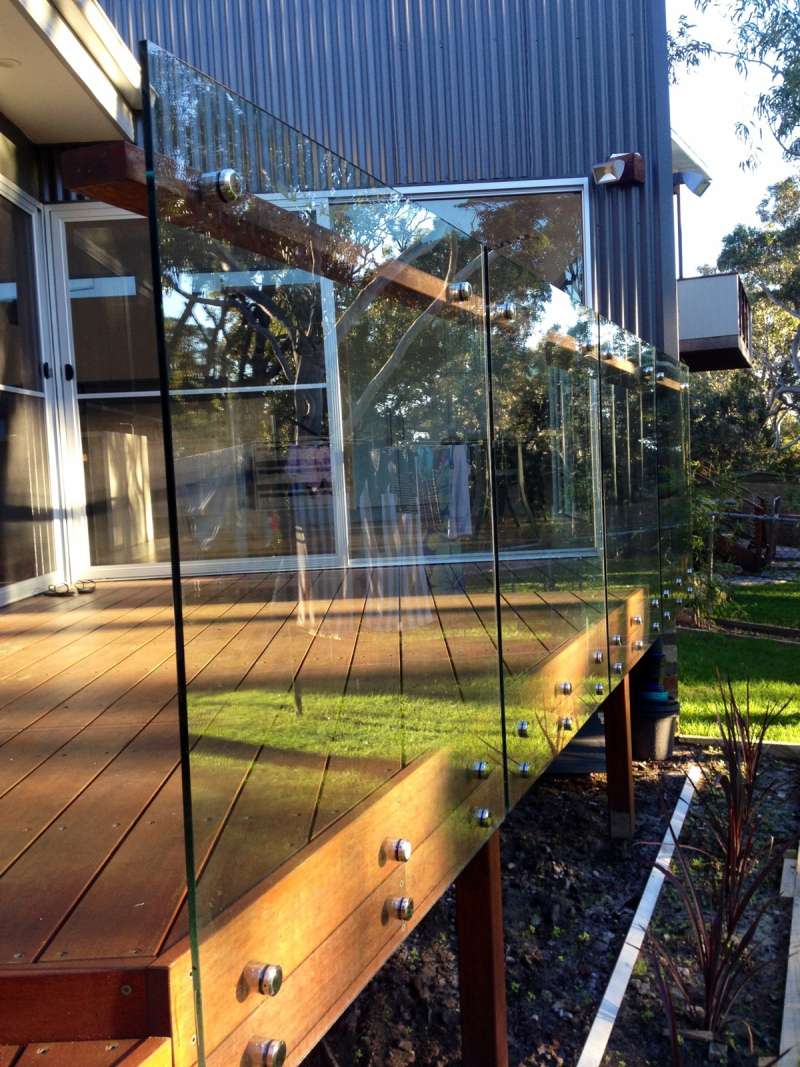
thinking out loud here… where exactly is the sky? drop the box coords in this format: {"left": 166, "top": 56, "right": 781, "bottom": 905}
{"left": 666, "top": 0, "right": 794, "bottom": 276}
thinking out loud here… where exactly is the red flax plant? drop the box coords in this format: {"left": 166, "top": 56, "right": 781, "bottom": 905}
{"left": 646, "top": 678, "right": 790, "bottom": 1057}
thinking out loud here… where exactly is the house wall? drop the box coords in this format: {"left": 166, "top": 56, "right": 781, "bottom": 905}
{"left": 0, "top": 112, "right": 39, "bottom": 197}
{"left": 94, "top": 0, "right": 678, "bottom": 358}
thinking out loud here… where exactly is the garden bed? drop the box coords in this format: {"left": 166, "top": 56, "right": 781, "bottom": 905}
{"left": 310, "top": 743, "right": 799, "bottom": 1067}
{"left": 316, "top": 746, "right": 698, "bottom": 1066}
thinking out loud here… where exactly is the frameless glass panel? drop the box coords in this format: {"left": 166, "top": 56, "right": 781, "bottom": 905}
{"left": 0, "top": 195, "right": 55, "bottom": 588}
{"left": 598, "top": 320, "right": 661, "bottom": 679}
{"left": 486, "top": 258, "right": 608, "bottom": 801}
{"left": 143, "top": 44, "right": 503, "bottom": 1063}
{"left": 656, "top": 356, "right": 692, "bottom": 633}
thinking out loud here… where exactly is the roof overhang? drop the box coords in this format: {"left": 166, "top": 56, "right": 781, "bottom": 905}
{"left": 0, "top": 0, "right": 140, "bottom": 143}
{"left": 671, "top": 130, "right": 712, "bottom": 197}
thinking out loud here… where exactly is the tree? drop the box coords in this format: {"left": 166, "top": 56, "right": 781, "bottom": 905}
{"left": 671, "top": 1, "right": 800, "bottom": 164}
{"left": 717, "top": 176, "right": 800, "bottom": 459}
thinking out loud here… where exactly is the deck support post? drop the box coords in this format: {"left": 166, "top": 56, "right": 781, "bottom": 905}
{"left": 455, "top": 830, "right": 509, "bottom": 1067}
{"left": 604, "top": 673, "right": 636, "bottom": 838}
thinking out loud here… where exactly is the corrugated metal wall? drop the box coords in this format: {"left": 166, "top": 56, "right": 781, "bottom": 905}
{"left": 97, "top": 0, "right": 678, "bottom": 355}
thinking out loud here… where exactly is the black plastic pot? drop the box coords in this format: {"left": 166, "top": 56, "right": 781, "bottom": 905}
{"left": 631, "top": 690, "right": 679, "bottom": 761}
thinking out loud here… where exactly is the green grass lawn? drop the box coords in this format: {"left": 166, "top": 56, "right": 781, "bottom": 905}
{"left": 717, "top": 579, "right": 800, "bottom": 629}
{"left": 678, "top": 628, "right": 800, "bottom": 741}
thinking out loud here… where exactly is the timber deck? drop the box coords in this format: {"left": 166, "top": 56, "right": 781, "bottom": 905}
{"left": 0, "top": 560, "right": 634, "bottom": 1064}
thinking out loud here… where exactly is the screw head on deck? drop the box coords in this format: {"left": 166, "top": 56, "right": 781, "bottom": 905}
{"left": 383, "top": 838, "right": 413, "bottom": 863}
{"left": 516, "top": 719, "right": 530, "bottom": 738}
{"left": 593, "top": 649, "right": 604, "bottom": 664}
{"left": 469, "top": 759, "right": 491, "bottom": 779}
{"left": 245, "top": 1039, "right": 286, "bottom": 1067}
{"left": 243, "top": 962, "right": 283, "bottom": 997}
{"left": 388, "top": 896, "right": 415, "bottom": 921}
{"left": 447, "top": 280, "right": 473, "bottom": 302}
{"left": 559, "top": 680, "right": 573, "bottom": 696}
{"left": 472, "top": 806, "right": 493, "bottom": 827}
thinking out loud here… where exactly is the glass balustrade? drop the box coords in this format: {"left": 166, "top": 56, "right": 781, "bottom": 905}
{"left": 140, "top": 42, "right": 691, "bottom": 1064}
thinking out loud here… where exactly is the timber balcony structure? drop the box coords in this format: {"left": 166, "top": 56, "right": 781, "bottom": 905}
{"left": 0, "top": 43, "right": 691, "bottom": 1067}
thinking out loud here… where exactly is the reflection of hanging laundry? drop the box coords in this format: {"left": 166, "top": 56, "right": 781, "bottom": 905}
{"left": 446, "top": 444, "right": 472, "bottom": 539}
{"left": 174, "top": 445, "right": 246, "bottom": 553}
{"left": 288, "top": 442, "right": 334, "bottom": 630}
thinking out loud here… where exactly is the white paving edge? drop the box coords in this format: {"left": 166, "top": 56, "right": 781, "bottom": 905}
{"left": 575, "top": 764, "right": 702, "bottom": 1067}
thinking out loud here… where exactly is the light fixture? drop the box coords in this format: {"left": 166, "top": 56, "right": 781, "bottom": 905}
{"left": 591, "top": 152, "right": 645, "bottom": 187}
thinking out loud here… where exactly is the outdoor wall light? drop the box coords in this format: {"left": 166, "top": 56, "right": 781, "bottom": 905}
{"left": 591, "top": 152, "right": 645, "bottom": 187}
{"left": 245, "top": 1039, "right": 286, "bottom": 1067}
{"left": 198, "top": 167, "right": 245, "bottom": 203}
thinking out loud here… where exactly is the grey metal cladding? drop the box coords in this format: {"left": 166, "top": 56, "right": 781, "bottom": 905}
{"left": 97, "top": 0, "right": 677, "bottom": 356}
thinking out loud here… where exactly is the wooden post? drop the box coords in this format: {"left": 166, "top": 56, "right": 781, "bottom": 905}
{"left": 455, "top": 830, "right": 509, "bottom": 1067}
{"left": 604, "top": 673, "right": 636, "bottom": 838}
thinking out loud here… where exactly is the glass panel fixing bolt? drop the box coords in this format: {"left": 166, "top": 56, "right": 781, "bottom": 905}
{"left": 242, "top": 963, "right": 282, "bottom": 997}
{"left": 517, "top": 761, "right": 532, "bottom": 778}
{"left": 516, "top": 720, "right": 530, "bottom": 738}
{"left": 633, "top": 639, "right": 644, "bottom": 651}
{"left": 611, "top": 633, "right": 623, "bottom": 646}
{"left": 382, "top": 838, "right": 413, "bottom": 863}
{"left": 447, "top": 281, "right": 472, "bottom": 302}
{"left": 593, "top": 649, "right": 604, "bottom": 664}
{"left": 559, "top": 680, "right": 573, "bottom": 695}
{"left": 613, "top": 661, "right": 624, "bottom": 674}
{"left": 631, "top": 615, "right": 643, "bottom": 626}
{"left": 387, "top": 896, "right": 415, "bottom": 921}
{"left": 492, "top": 300, "right": 517, "bottom": 322}
{"left": 559, "top": 716, "right": 574, "bottom": 731}
{"left": 245, "top": 1039, "right": 286, "bottom": 1067}
{"left": 595, "top": 682, "right": 605, "bottom": 696}
{"left": 198, "top": 168, "right": 245, "bottom": 203}
{"left": 469, "top": 759, "right": 491, "bottom": 779}
{"left": 472, "top": 807, "right": 493, "bottom": 828}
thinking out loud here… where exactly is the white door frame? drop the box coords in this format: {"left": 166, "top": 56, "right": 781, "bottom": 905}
{"left": 0, "top": 174, "right": 67, "bottom": 606}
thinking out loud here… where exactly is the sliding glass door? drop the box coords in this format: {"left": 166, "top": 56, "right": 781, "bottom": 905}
{"left": 0, "top": 182, "right": 58, "bottom": 604}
